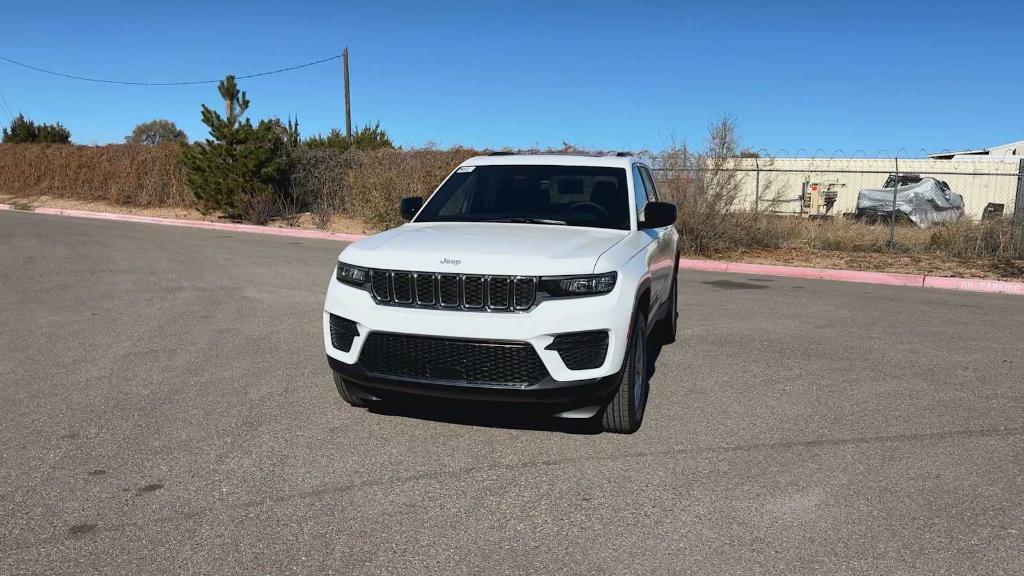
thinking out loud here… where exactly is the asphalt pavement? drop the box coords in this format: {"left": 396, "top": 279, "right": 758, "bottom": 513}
{"left": 1, "top": 210, "right": 1022, "bottom": 575}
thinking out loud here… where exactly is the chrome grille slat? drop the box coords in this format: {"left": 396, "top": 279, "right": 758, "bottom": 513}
{"left": 370, "top": 269, "right": 391, "bottom": 301}
{"left": 487, "top": 277, "right": 510, "bottom": 310}
{"left": 463, "top": 276, "right": 485, "bottom": 308}
{"left": 366, "top": 269, "right": 535, "bottom": 312}
{"left": 392, "top": 272, "right": 413, "bottom": 303}
{"left": 414, "top": 273, "right": 436, "bottom": 305}
{"left": 438, "top": 274, "right": 460, "bottom": 307}
{"left": 513, "top": 277, "right": 537, "bottom": 310}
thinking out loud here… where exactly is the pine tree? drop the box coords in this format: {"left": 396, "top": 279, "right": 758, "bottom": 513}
{"left": 181, "top": 76, "right": 290, "bottom": 220}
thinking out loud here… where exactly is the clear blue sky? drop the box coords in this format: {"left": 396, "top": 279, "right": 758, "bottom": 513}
{"left": 2, "top": 0, "right": 1020, "bottom": 155}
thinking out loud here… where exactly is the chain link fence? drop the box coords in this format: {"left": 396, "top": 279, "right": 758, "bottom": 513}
{"left": 651, "top": 153, "right": 1024, "bottom": 257}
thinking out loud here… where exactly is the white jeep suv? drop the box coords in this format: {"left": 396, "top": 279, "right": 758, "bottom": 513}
{"left": 323, "top": 153, "right": 679, "bottom": 433}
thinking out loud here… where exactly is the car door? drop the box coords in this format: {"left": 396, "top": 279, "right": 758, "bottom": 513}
{"left": 632, "top": 164, "right": 664, "bottom": 317}
{"left": 638, "top": 165, "right": 675, "bottom": 315}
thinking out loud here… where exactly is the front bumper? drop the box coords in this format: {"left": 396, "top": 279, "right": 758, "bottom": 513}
{"left": 327, "top": 354, "right": 620, "bottom": 406}
{"left": 323, "top": 276, "right": 634, "bottom": 382}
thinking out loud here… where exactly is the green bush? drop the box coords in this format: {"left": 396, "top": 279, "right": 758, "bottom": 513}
{"left": 2, "top": 114, "right": 71, "bottom": 144}
{"left": 125, "top": 119, "right": 188, "bottom": 146}
{"left": 180, "top": 76, "right": 297, "bottom": 223}
{"left": 305, "top": 122, "right": 393, "bottom": 151}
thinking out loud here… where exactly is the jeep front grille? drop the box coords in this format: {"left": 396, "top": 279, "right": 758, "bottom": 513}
{"left": 365, "top": 269, "right": 537, "bottom": 312}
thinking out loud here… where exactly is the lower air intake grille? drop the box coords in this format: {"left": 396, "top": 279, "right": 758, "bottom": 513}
{"left": 360, "top": 332, "right": 548, "bottom": 385}
{"left": 328, "top": 314, "right": 360, "bottom": 353}
{"left": 545, "top": 331, "right": 609, "bottom": 370}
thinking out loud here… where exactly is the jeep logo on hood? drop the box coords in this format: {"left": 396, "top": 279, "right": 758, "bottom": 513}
{"left": 440, "top": 258, "right": 461, "bottom": 266}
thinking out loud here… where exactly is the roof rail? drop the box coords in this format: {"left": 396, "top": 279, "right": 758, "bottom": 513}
{"left": 614, "top": 151, "right": 633, "bottom": 157}
{"left": 488, "top": 151, "right": 515, "bottom": 156}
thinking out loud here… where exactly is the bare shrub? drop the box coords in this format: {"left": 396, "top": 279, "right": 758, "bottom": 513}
{"left": 344, "top": 147, "right": 479, "bottom": 230}
{"left": 238, "top": 189, "right": 280, "bottom": 225}
{"left": 0, "top": 143, "right": 191, "bottom": 206}
{"left": 292, "top": 147, "right": 353, "bottom": 229}
{"left": 277, "top": 194, "right": 303, "bottom": 227}
{"left": 651, "top": 118, "right": 781, "bottom": 254}
{"left": 311, "top": 194, "right": 334, "bottom": 230}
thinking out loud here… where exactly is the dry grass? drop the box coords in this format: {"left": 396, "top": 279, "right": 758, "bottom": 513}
{"left": 716, "top": 247, "right": 1024, "bottom": 280}
{"left": 2, "top": 141, "right": 1020, "bottom": 277}
{"left": 0, "top": 193, "right": 380, "bottom": 235}
{"left": 651, "top": 118, "right": 1019, "bottom": 265}
{"left": 291, "top": 147, "right": 357, "bottom": 229}
{"left": 0, "top": 143, "right": 191, "bottom": 206}
{"left": 343, "top": 147, "right": 479, "bottom": 229}
{"left": 671, "top": 211, "right": 1018, "bottom": 262}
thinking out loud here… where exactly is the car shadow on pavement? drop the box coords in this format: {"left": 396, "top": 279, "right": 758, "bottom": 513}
{"left": 367, "top": 399, "right": 604, "bottom": 435}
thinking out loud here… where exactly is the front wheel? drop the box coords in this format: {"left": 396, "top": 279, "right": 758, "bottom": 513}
{"left": 602, "top": 312, "right": 649, "bottom": 434}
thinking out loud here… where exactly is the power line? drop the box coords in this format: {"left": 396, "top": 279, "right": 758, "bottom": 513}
{"left": 0, "top": 53, "right": 343, "bottom": 86}
{"left": 0, "top": 90, "right": 13, "bottom": 121}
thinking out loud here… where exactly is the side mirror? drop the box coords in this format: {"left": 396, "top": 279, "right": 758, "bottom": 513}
{"left": 641, "top": 201, "right": 677, "bottom": 229}
{"left": 399, "top": 196, "right": 424, "bottom": 221}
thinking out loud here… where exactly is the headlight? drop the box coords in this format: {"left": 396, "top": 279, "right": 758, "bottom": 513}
{"left": 539, "top": 272, "right": 616, "bottom": 297}
{"left": 336, "top": 262, "right": 368, "bottom": 286}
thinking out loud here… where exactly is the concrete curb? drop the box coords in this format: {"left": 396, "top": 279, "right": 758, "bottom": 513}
{"left": 681, "top": 258, "right": 1024, "bottom": 295}
{"left": 0, "top": 203, "right": 368, "bottom": 243}
{"left": 3, "top": 203, "right": 1021, "bottom": 296}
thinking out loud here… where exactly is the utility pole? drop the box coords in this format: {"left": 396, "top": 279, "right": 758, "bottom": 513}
{"left": 343, "top": 48, "right": 352, "bottom": 139}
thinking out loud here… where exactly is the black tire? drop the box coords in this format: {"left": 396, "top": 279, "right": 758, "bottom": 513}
{"left": 602, "top": 312, "right": 649, "bottom": 434}
{"left": 333, "top": 373, "right": 366, "bottom": 407}
{"left": 664, "top": 270, "right": 678, "bottom": 344}
{"left": 653, "top": 264, "right": 679, "bottom": 345}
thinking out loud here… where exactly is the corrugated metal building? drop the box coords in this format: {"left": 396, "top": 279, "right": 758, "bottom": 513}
{"left": 728, "top": 149, "right": 1021, "bottom": 220}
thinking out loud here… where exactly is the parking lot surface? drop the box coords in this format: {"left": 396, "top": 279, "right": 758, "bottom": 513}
{"left": 1, "top": 210, "right": 1022, "bottom": 575}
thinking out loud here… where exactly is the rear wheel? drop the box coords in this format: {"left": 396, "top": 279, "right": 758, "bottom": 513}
{"left": 333, "top": 373, "right": 367, "bottom": 407}
{"left": 602, "top": 312, "right": 649, "bottom": 434}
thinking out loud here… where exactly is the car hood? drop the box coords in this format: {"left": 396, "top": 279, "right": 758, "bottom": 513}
{"left": 339, "top": 222, "right": 629, "bottom": 276}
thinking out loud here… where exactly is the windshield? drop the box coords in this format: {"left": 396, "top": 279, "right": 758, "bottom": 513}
{"left": 415, "top": 164, "right": 631, "bottom": 230}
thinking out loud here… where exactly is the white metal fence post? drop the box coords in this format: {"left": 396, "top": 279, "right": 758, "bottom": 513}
{"left": 1012, "top": 158, "right": 1024, "bottom": 258}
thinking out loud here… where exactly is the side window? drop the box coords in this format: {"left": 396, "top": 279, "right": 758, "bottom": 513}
{"left": 640, "top": 166, "right": 659, "bottom": 201}
{"left": 632, "top": 165, "right": 648, "bottom": 222}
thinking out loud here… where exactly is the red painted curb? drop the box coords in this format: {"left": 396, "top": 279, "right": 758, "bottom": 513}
{"left": 724, "top": 261, "right": 925, "bottom": 287}
{"left": 0, "top": 204, "right": 369, "bottom": 243}
{"left": 4, "top": 203, "right": 1021, "bottom": 296}
{"left": 922, "top": 275, "right": 1024, "bottom": 295}
{"left": 678, "top": 258, "right": 1023, "bottom": 296}
{"left": 677, "top": 258, "right": 730, "bottom": 273}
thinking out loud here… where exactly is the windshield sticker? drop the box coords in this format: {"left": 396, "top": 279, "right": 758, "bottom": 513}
{"left": 456, "top": 166, "right": 475, "bottom": 173}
